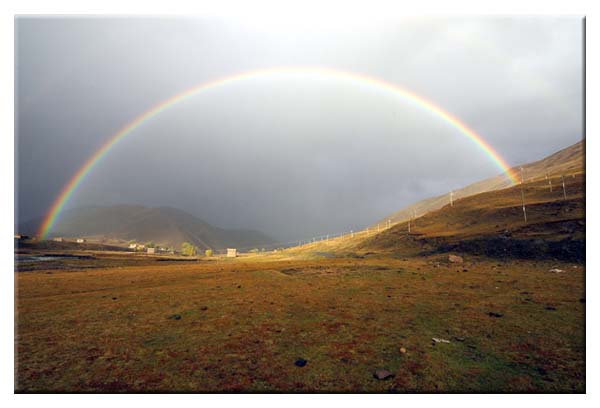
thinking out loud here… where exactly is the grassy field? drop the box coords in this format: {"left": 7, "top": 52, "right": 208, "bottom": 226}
{"left": 15, "top": 252, "right": 584, "bottom": 392}
{"left": 15, "top": 170, "right": 585, "bottom": 392}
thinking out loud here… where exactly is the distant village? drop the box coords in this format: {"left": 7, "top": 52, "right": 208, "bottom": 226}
{"left": 14, "top": 234, "right": 241, "bottom": 257}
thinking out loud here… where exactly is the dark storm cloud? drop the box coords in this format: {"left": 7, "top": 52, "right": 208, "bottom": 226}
{"left": 15, "top": 16, "right": 583, "bottom": 241}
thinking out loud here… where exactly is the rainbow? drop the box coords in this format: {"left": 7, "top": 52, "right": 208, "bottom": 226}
{"left": 38, "top": 66, "right": 517, "bottom": 238}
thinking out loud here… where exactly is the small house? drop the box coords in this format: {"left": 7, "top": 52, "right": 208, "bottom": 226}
{"left": 147, "top": 247, "right": 156, "bottom": 254}
{"left": 226, "top": 248, "right": 237, "bottom": 258}
{"left": 53, "top": 237, "right": 64, "bottom": 242}
{"left": 76, "top": 238, "right": 86, "bottom": 243}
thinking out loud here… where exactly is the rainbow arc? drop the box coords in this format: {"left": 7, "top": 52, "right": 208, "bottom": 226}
{"left": 38, "top": 67, "right": 517, "bottom": 238}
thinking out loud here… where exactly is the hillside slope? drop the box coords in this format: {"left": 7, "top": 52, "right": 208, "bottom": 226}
{"left": 361, "top": 171, "right": 585, "bottom": 261}
{"left": 19, "top": 205, "right": 274, "bottom": 251}
{"left": 376, "top": 140, "right": 583, "bottom": 226}
{"left": 286, "top": 142, "right": 584, "bottom": 262}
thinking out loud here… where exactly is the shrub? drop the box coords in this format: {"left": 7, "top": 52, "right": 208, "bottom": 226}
{"left": 181, "top": 242, "right": 197, "bottom": 256}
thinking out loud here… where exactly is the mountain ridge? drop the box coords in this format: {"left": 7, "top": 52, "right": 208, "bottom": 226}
{"left": 18, "top": 204, "right": 275, "bottom": 251}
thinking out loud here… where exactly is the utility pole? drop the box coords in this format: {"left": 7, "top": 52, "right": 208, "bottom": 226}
{"left": 388, "top": 219, "right": 391, "bottom": 228}
{"left": 562, "top": 175, "right": 567, "bottom": 200}
{"left": 351, "top": 230, "right": 354, "bottom": 238}
{"left": 450, "top": 191, "right": 454, "bottom": 207}
{"left": 549, "top": 179, "right": 553, "bottom": 192}
{"left": 521, "top": 187, "right": 527, "bottom": 222}
{"left": 520, "top": 166, "right": 524, "bottom": 185}
{"left": 520, "top": 171, "right": 527, "bottom": 223}
{"left": 408, "top": 219, "right": 411, "bottom": 233}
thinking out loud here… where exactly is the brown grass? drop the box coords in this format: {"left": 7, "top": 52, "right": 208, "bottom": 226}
{"left": 15, "top": 253, "right": 585, "bottom": 392}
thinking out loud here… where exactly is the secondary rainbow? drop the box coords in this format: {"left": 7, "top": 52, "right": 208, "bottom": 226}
{"left": 38, "top": 66, "right": 518, "bottom": 238}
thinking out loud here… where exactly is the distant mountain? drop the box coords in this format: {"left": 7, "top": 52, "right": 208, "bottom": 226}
{"left": 18, "top": 205, "right": 275, "bottom": 251}
{"left": 375, "top": 140, "right": 584, "bottom": 226}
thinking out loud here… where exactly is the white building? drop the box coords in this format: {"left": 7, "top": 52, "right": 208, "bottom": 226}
{"left": 226, "top": 248, "right": 237, "bottom": 258}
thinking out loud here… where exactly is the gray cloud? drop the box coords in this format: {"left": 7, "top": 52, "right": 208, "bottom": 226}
{"left": 16, "top": 16, "right": 583, "bottom": 241}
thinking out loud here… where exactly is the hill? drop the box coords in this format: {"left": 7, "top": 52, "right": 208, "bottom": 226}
{"left": 18, "top": 205, "right": 274, "bottom": 251}
{"left": 285, "top": 141, "right": 584, "bottom": 262}
{"left": 375, "top": 140, "right": 584, "bottom": 227}
{"left": 361, "top": 171, "right": 584, "bottom": 261}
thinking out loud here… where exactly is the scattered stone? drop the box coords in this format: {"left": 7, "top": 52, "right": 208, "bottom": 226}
{"left": 548, "top": 268, "right": 564, "bottom": 273}
{"left": 488, "top": 312, "right": 503, "bottom": 318}
{"left": 448, "top": 255, "right": 463, "bottom": 263}
{"left": 169, "top": 314, "right": 182, "bottom": 320}
{"left": 453, "top": 336, "right": 466, "bottom": 342}
{"left": 373, "top": 369, "right": 395, "bottom": 380}
{"left": 295, "top": 358, "right": 308, "bottom": 367}
{"left": 432, "top": 337, "right": 451, "bottom": 344}
{"left": 462, "top": 268, "right": 468, "bottom": 272}
{"left": 237, "top": 285, "right": 242, "bottom": 289}
{"left": 400, "top": 347, "right": 407, "bottom": 354}
{"left": 112, "top": 297, "right": 118, "bottom": 300}
{"left": 200, "top": 306, "right": 208, "bottom": 311}
{"left": 545, "top": 306, "right": 557, "bottom": 311}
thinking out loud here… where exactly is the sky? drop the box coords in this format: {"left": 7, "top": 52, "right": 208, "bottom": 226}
{"left": 15, "top": 16, "right": 583, "bottom": 242}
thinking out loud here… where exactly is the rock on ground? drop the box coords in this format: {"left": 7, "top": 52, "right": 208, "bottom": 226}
{"left": 448, "top": 255, "right": 464, "bottom": 263}
{"left": 373, "top": 369, "right": 395, "bottom": 380}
